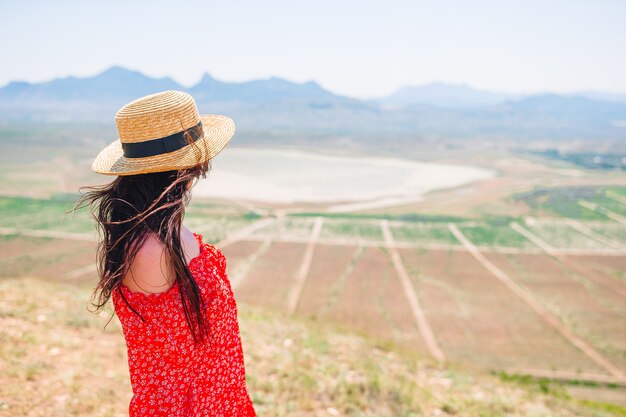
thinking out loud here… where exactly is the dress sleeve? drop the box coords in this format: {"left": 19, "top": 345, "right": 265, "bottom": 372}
{"left": 205, "top": 243, "right": 227, "bottom": 273}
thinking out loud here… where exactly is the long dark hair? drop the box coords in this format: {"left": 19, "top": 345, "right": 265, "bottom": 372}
{"left": 73, "top": 159, "right": 212, "bottom": 344}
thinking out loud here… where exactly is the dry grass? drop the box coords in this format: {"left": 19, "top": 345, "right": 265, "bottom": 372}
{"left": 0, "top": 277, "right": 613, "bottom": 417}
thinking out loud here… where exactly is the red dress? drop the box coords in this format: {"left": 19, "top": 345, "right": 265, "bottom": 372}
{"left": 112, "top": 232, "right": 257, "bottom": 416}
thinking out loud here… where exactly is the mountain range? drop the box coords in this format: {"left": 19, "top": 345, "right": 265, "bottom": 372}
{"left": 1, "top": 66, "right": 625, "bottom": 140}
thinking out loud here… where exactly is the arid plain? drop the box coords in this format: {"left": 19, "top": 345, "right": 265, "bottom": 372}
{"left": 1, "top": 132, "right": 626, "bottom": 416}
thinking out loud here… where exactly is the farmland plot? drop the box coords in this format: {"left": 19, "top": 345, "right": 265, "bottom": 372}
{"left": 398, "top": 248, "right": 606, "bottom": 373}
{"left": 389, "top": 221, "right": 460, "bottom": 247}
{"left": 523, "top": 222, "right": 606, "bottom": 250}
{"left": 458, "top": 224, "right": 537, "bottom": 249}
{"left": 514, "top": 186, "right": 616, "bottom": 221}
{"left": 186, "top": 216, "right": 258, "bottom": 244}
{"left": 484, "top": 252, "right": 626, "bottom": 371}
{"left": 220, "top": 240, "right": 266, "bottom": 270}
{"left": 0, "top": 196, "right": 95, "bottom": 234}
{"left": 595, "top": 197, "right": 626, "bottom": 217}
{"left": 294, "top": 243, "right": 361, "bottom": 316}
{"left": 42, "top": 247, "right": 98, "bottom": 284}
{"left": 319, "top": 218, "right": 383, "bottom": 243}
{"left": 589, "top": 223, "right": 626, "bottom": 245}
{"left": 220, "top": 239, "right": 267, "bottom": 287}
{"left": 321, "top": 246, "right": 430, "bottom": 356}
{"left": 0, "top": 234, "right": 57, "bottom": 261}
{"left": 182, "top": 213, "right": 219, "bottom": 228}
{"left": 569, "top": 255, "right": 626, "bottom": 286}
{"left": 251, "top": 217, "right": 315, "bottom": 240}
{"left": 558, "top": 254, "right": 626, "bottom": 298}
{"left": 0, "top": 237, "right": 96, "bottom": 282}
{"left": 235, "top": 241, "right": 308, "bottom": 312}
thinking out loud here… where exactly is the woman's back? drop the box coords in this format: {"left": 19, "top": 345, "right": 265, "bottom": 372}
{"left": 120, "top": 226, "right": 201, "bottom": 295}
{"left": 112, "top": 232, "right": 256, "bottom": 416}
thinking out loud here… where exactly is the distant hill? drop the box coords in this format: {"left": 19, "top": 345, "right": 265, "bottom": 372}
{"left": 189, "top": 73, "right": 347, "bottom": 104}
{"left": 374, "top": 82, "right": 522, "bottom": 109}
{"left": 578, "top": 91, "right": 626, "bottom": 104}
{"left": 1, "top": 67, "right": 625, "bottom": 140}
{"left": 0, "top": 66, "right": 181, "bottom": 103}
{"left": 0, "top": 66, "right": 376, "bottom": 130}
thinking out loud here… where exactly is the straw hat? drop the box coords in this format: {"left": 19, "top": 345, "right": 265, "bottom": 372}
{"left": 92, "top": 90, "right": 235, "bottom": 176}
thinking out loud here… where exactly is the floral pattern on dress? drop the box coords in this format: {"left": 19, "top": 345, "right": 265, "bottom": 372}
{"left": 112, "top": 233, "right": 257, "bottom": 416}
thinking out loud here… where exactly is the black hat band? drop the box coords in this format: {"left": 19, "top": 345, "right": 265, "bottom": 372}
{"left": 121, "top": 121, "right": 204, "bottom": 158}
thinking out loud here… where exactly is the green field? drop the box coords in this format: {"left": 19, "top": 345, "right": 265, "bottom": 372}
{"left": 320, "top": 218, "right": 384, "bottom": 242}
{"left": 389, "top": 222, "right": 460, "bottom": 245}
{"left": 458, "top": 223, "right": 536, "bottom": 248}
{"left": 2, "top": 192, "right": 626, "bottom": 249}
{"left": 514, "top": 186, "right": 626, "bottom": 221}
{"left": 0, "top": 195, "right": 95, "bottom": 233}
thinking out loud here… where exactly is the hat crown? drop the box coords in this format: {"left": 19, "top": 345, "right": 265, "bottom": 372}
{"left": 115, "top": 90, "right": 201, "bottom": 144}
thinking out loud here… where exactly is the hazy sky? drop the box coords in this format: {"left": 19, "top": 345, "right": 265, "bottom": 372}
{"left": 1, "top": 0, "right": 625, "bottom": 98}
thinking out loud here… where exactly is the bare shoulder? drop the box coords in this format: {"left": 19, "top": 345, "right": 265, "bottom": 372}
{"left": 121, "top": 233, "right": 175, "bottom": 295}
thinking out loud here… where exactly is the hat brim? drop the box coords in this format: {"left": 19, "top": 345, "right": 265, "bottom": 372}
{"left": 91, "top": 114, "right": 235, "bottom": 176}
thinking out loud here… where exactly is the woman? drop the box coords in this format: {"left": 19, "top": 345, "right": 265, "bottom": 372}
{"left": 76, "top": 90, "right": 257, "bottom": 416}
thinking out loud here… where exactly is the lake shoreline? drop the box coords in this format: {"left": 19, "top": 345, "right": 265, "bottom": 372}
{"left": 192, "top": 147, "right": 496, "bottom": 210}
